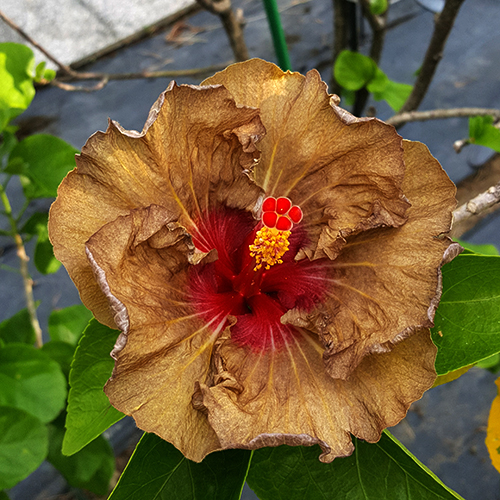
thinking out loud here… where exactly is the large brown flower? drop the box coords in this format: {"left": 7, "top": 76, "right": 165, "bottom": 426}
{"left": 49, "top": 59, "right": 459, "bottom": 463}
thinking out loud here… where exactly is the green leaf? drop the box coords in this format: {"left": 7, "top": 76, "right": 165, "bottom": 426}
{"left": 18, "top": 211, "right": 61, "bottom": 273}
{"left": 468, "top": 115, "right": 500, "bottom": 152}
{"left": 20, "top": 211, "right": 48, "bottom": 236}
{"left": 0, "top": 307, "right": 37, "bottom": 344}
{"left": 0, "top": 406, "right": 48, "bottom": 490}
{"left": 43, "top": 68, "right": 56, "bottom": 82}
{"left": 109, "top": 433, "right": 251, "bottom": 500}
{"left": 48, "top": 421, "right": 114, "bottom": 495}
{"left": 372, "top": 79, "right": 413, "bottom": 112}
{"left": 48, "top": 304, "right": 93, "bottom": 345}
{"left": 432, "top": 254, "right": 500, "bottom": 375}
{"left": 0, "top": 43, "right": 35, "bottom": 130}
{"left": 0, "top": 491, "right": 11, "bottom": 500}
{"left": 341, "top": 88, "right": 356, "bottom": 106}
{"left": 247, "top": 432, "right": 463, "bottom": 500}
{"left": 34, "top": 61, "right": 46, "bottom": 83}
{"left": 455, "top": 239, "right": 499, "bottom": 256}
{"left": 63, "top": 319, "right": 124, "bottom": 455}
{"left": 34, "top": 219, "right": 61, "bottom": 274}
{"left": 476, "top": 352, "right": 500, "bottom": 370}
{"left": 41, "top": 341, "right": 76, "bottom": 379}
{"left": 366, "top": 67, "right": 389, "bottom": 93}
{"left": 334, "top": 50, "right": 376, "bottom": 91}
{"left": 8, "top": 134, "right": 78, "bottom": 198}
{"left": 0, "top": 344, "right": 67, "bottom": 423}
{"left": 0, "top": 127, "right": 18, "bottom": 161}
{"left": 369, "top": 0, "right": 388, "bottom": 15}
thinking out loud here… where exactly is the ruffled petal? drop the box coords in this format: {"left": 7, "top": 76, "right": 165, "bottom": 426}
{"left": 49, "top": 83, "right": 265, "bottom": 326}
{"left": 203, "top": 59, "right": 409, "bottom": 259}
{"left": 286, "top": 140, "right": 457, "bottom": 379}
{"left": 85, "top": 205, "right": 221, "bottom": 461}
{"left": 197, "top": 327, "right": 436, "bottom": 463}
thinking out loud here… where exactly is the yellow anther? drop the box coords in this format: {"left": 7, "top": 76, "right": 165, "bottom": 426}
{"left": 249, "top": 226, "right": 291, "bottom": 271}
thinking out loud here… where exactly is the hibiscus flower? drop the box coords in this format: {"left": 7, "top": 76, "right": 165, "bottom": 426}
{"left": 49, "top": 58, "right": 458, "bottom": 463}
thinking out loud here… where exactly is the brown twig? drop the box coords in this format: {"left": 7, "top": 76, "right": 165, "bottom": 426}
{"left": 196, "top": 0, "right": 249, "bottom": 62}
{"left": 398, "top": 0, "right": 466, "bottom": 115}
{"left": 387, "top": 107, "right": 500, "bottom": 127}
{"left": 45, "top": 63, "right": 231, "bottom": 92}
{"left": 452, "top": 181, "right": 500, "bottom": 238}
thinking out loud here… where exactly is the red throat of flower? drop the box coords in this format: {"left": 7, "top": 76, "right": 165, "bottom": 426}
{"left": 188, "top": 198, "right": 327, "bottom": 352}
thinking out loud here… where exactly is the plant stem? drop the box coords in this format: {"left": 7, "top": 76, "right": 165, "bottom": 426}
{"left": 386, "top": 107, "right": 500, "bottom": 127}
{"left": 452, "top": 182, "right": 500, "bottom": 238}
{"left": 399, "top": 0, "right": 466, "bottom": 114}
{"left": 262, "top": 0, "right": 292, "bottom": 71}
{"left": 195, "top": 0, "right": 250, "bottom": 62}
{"left": 0, "top": 184, "right": 42, "bottom": 347}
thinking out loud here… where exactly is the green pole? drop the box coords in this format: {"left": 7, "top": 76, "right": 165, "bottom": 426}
{"left": 262, "top": 0, "right": 292, "bottom": 71}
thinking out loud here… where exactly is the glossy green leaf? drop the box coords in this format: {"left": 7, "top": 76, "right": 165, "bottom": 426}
{"left": 432, "top": 254, "right": 500, "bottom": 375}
{"left": 8, "top": 134, "right": 78, "bottom": 198}
{"left": 63, "top": 319, "right": 124, "bottom": 455}
{"left": 0, "top": 406, "right": 48, "bottom": 490}
{"left": 0, "top": 43, "right": 35, "bottom": 130}
{"left": 48, "top": 421, "right": 114, "bottom": 495}
{"left": 48, "top": 304, "right": 93, "bottom": 345}
{"left": 369, "top": 0, "right": 388, "bottom": 14}
{"left": 0, "top": 307, "right": 37, "bottom": 344}
{"left": 455, "top": 239, "right": 499, "bottom": 256}
{"left": 109, "top": 433, "right": 251, "bottom": 500}
{"left": 0, "top": 344, "right": 67, "bottom": 423}
{"left": 247, "top": 432, "right": 463, "bottom": 500}
{"left": 334, "top": 50, "right": 376, "bottom": 91}
{"left": 41, "top": 340, "right": 76, "bottom": 379}
{"left": 469, "top": 115, "right": 500, "bottom": 153}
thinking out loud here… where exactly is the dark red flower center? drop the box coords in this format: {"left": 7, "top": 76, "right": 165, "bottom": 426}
{"left": 188, "top": 200, "right": 328, "bottom": 352}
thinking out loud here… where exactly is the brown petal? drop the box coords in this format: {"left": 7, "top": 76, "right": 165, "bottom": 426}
{"left": 204, "top": 59, "right": 409, "bottom": 259}
{"left": 86, "top": 205, "right": 221, "bottom": 461}
{"left": 288, "top": 140, "right": 456, "bottom": 380}
{"left": 49, "top": 83, "right": 265, "bottom": 327}
{"left": 198, "top": 327, "right": 436, "bottom": 463}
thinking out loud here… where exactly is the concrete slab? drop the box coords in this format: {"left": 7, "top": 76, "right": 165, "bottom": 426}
{"left": 0, "top": 0, "right": 196, "bottom": 67}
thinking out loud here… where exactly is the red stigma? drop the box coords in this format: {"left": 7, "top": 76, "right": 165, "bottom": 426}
{"left": 261, "top": 196, "right": 303, "bottom": 230}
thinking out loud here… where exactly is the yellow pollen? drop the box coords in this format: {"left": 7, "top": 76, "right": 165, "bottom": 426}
{"left": 249, "top": 226, "right": 291, "bottom": 271}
